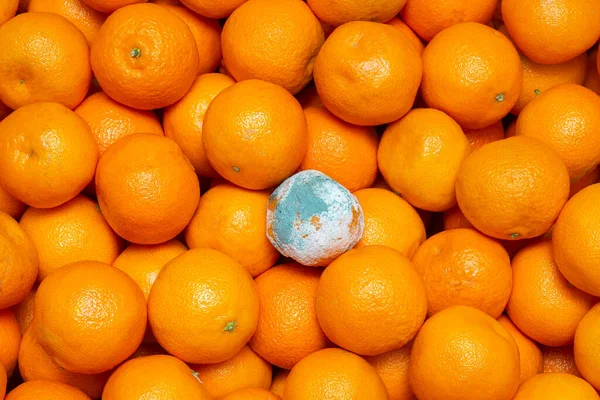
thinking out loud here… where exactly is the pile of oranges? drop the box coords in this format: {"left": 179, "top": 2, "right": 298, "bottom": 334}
{"left": 1, "top": 0, "right": 600, "bottom": 399}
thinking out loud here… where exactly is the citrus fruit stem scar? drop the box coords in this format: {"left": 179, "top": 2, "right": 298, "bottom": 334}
{"left": 232, "top": 166, "right": 240, "bottom": 172}
{"left": 495, "top": 93, "right": 505, "bottom": 102}
{"left": 510, "top": 233, "right": 520, "bottom": 239}
{"left": 224, "top": 321, "right": 237, "bottom": 332}
{"left": 130, "top": 48, "right": 141, "bottom": 58}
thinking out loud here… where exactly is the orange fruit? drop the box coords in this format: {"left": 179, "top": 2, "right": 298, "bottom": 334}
{"left": 314, "top": 21, "right": 422, "bottom": 126}
{"left": 299, "top": 107, "right": 379, "bottom": 192}
{"left": 113, "top": 240, "right": 187, "bottom": 301}
{"left": 91, "top": 3, "right": 198, "bottom": 110}
{"left": 12, "top": 287, "right": 36, "bottom": 335}
{"left": 6, "top": 380, "right": 91, "bottom": 400}
{"left": 0, "top": 366, "right": 5, "bottom": 400}
{"left": 191, "top": 346, "right": 272, "bottom": 399}
{"left": 462, "top": 121, "right": 505, "bottom": 151}
{"left": 543, "top": 345, "right": 582, "bottom": 377}
{"left": 316, "top": 246, "right": 427, "bottom": 356}
{"left": 203, "top": 79, "right": 308, "bottom": 190}
{"left": 442, "top": 205, "right": 474, "bottom": 230}
{"left": 34, "top": 261, "right": 147, "bottom": 374}
{"left": 421, "top": 22, "right": 522, "bottom": 129}
{"left": 497, "top": 315, "right": 543, "bottom": 384}
{"left": 222, "top": 0, "right": 324, "bottom": 94}
{"left": 0, "top": 185, "right": 26, "bottom": 219}
{"left": 96, "top": 133, "right": 200, "bottom": 245}
{"left": 249, "top": 263, "right": 329, "bottom": 369}
{"left": 553, "top": 184, "right": 600, "bottom": 296}
{"left": 295, "top": 84, "right": 322, "bottom": 109}
{"left": 0, "top": 212, "right": 38, "bottom": 309}
{"left": 148, "top": 248, "right": 259, "bottom": 364}
{"left": 0, "top": 12, "right": 90, "bottom": 109}
{"left": 269, "top": 370, "right": 288, "bottom": 398}
{"left": 128, "top": 342, "right": 167, "bottom": 359}
{"left": 81, "top": 0, "right": 146, "bottom": 13}
{"left": 507, "top": 239, "right": 593, "bottom": 346}
{"left": 570, "top": 166, "right": 600, "bottom": 199}
{"left": 575, "top": 303, "right": 600, "bottom": 390}
{"left": 163, "top": 73, "right": 235, "bottom": 178}
{"left": 516, "top": 84, "right": 600, "bottom": 181}
{"left": 185, "top": 184, "right": 279, "bottom": 277}
{"left": 308, "top": 0, "right": 407, "bottom": 26}
{"left": 502, "top": 0, "right": 600, "bottom": 64}
{"left": 179, "top": 0, "right": 246, "bottom": 18}
{"left": 401, "top": 0, "right": 497, "bottom": 41}
{"left": 18, "top": 327, "right": 110, "bottom": 399}
{"left": 585, "top": 50, "right": 600, "bottom": 95}
{"left": 0, "top": 0, "right": 17, "bottom": 25}
{"left": 386, "top": 17, "right": 424, "bottom": 56}
{"left": 20, "top": 195, "right": 123, "bottom": 282}
{"left": 365, "top": 343, "right": 415, "bottom": 400}
{"left": 0, "top": 102, "right": 97, "bottom": 209}
{"left": 510, "top": 53, "right": 587, "bottom": 115}
{"left": 513, "top": 373, "right": 599, "bottom": 400}
{"left": 0, "top": 308, "right": 20, "bottom": 377}
{"left": 411, "top": 228, "right": 512, "bottom": 318}
{"left": 284, "top": 348, "right": 388, "bottom": 400}
{"left": 103, "top": 355, "right": 211, "bottom": 399}
{"left": 409, "top": 305, "right": 520, "bottom": 400}
{"left": 74, "top": 92, "right": 164, "bottom": 156}
{"left": 456, "top": 136, "right": 570, "bottom": 240}
{"left": 378, "top": 108, "right": 471, "bottom": 212}
{"left": 223, "top": 388, "right": 281, "bottom": 400}
{"left": 27, "top": 0, "right": 107, "bottom": 45}
{"left": 354, "top": 188, "right": 426, "bottom": 258}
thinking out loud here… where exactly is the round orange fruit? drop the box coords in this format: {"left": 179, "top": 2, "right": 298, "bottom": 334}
{"left": 0, "top": 184, "right": 26, "bottom": 220}
{"left": 148, "top": 248, "right": 259, "bottom": 364}
{"left": 13, "top": 287, "right": 36, "bottom": 335}
{"left": 462, "top": 121, "right": 505, "bottom": 151}
{"left": 203, "top": 79, "right": 308, "bottom": 190}
{"left": 179, "top": 0, "right": 247, "bottom": 18}
{"left": 34, "top": 261, "right": 147, "bottom": 374}
{"left": 575, "top": 303, "right": 600, "bottom": 390}
{"left": 386, "top": 17, "right": 424, "bottom": 55}
{"left": 0, "top": 0, "right": 17, "bottom": 25}
{"left": 0, "top": 308, "right": 21, "bottom": 377}
{"left": 513, "top": 373, "right": 599, "bottom": 400}
{"left": 223, "top": 388, "right": 281, "bottom": 400}
{"left": 543, "top": 345, "right": 582, "bottom": 377}
{"left": 91, "top": 3, "right": 198, "bottom": 110}
{"left": 81, "top": 0, "right": 146, "bottom": 13}
{"left": 6, "top": 380, "right": 91, "bottom": 400}
{"left": 456, "top": 136, "right": 570, "bottom": 240}
{"left": 307, "top": 0, "right": 407, "bottom": 26}
{"left": 442, "top": 205, "right": 474, "bottom": 230}
{"left": 497, "top": 315, "right": 543, "bottom": 384}
{"left": 421, "top": 22, "right": 522, "bottom": 129}
{"left": 365, "top": 343, "right": 415, "bottom": 400}
{"left": 313, "top": 21, "right": 422, "bottom": 126}
{"left": 270, "top": 370, "right": 288, "bottom": 398}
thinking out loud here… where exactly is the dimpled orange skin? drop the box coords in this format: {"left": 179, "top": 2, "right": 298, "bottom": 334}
{"left": 502, "top": 0, "right": 600, "bottom": 65}
{"left": 18, "top": 327, "right": 110, "bottom": 399}
{"left": 421, "top": 22, "right": 521, "bottom": 130}
{"left": 163, "top": 73, "right": 236, "bottom": 178}
{"left": 516, "top": 84, "right": 600, "bottom": 181}
{"left": 81, "top": 0, "right": 146, "bottom": 13}
{"left": 90, "top": 3, "right": 199, "bottom": 110}
{"left": 511, "top": 53, "right": 587, "bottom": 115}
{"left": 191, "top": 346, "right": 272, "bottom": 399}
{"left": 0, "top": 0, "right": 18, "bottom": 24}
{"left": 151, "top": 0, "right": 222, "bottom": 75}
{"left": 0, "top": 212, "right": 38, "bottom": 309}
{"left": 6, "top": 380, "right": 91, "bottom": 400}
{"left": 0, "top": 102, "right": 98, "bottom": 209}
{"left": 222, "top": 0, "right": 324, "bottom": 95}
{"left": 507, "top": 240, "right": 593, "bottom": 346}
{"left": 299, "top": 107, "right": 379, "bottom": 193}
{"left": 249, "top": 264, "right": 329, "bottom": 370}
{"left": 497, "top": 315, "right": 543, "bottom": 384}
{"left": 284, "top": 348, "right": 389, "bottom": 400}
{"left": 20, "top": 195, "right": 123, "bottom": 282}
{"left": 0, "top": 308, "right": 20, "bottom": 377}
{"left": 378, "top": 108, "right": 471, "bottom": 212}
{"left": 148, "top": 248, "right": 259, "bottom": 364}
{"left": 185, "top": 184, "right": 279, "bottom": 278}
{"left": 553, "top": 184, "right": 600, "bottom": 296}
{"left": 354, "top": 188, "right": 426, "bottom": 258}
{"left": 13, "top": 287, "right": 36, "bottom": 335}
{"left": 316, "top": 246, "right": 427, "bottom": 356}
{"left": 386, "top": 17, "right": 424, "bottom": 56}
{"left": 34, "top": 261, "right": 147, "bottom": 374}
{"left": 28, "top": 0, "right": 107, "bottom": 45}
{"left": 411, "top": 229, "right": 512, "bottom": 318}
{"left": 223, "top": 388, "right": 281, "bottom": 400}
{"left": 203, "top": 79, "right": 308, "bottom": 190}
{"left": 96, "top": 133, "right": 200, "bottom": 245}
{"left": 313, "top": 21, "right": 422, "bottom": 126}
{"left": 365, "top": 343, "right": 415, "bottom": 400}
{"left": 513, "top": 373, "right": 599, "bottom": 400}
{"left": 307, "top": 0, "right": 406, "bottom": 26}
{"left": 409, "top": 306, "right": 520, "bottom": 400}
{"left": 270, "top": 370, "right": 288, "bottom": 397}
{"left": 74, "top": 92, "right": 163, "bottom": 156}
{"left": 543, "top": 345, "right": 582, "bottom": 376}
{"left": 462, "top": 121, "right": 505, "bottom": 151}
{"left": 102, "top": 355, "right": 211, "bottom": 400}
{"left": 575, "top": 304, "right": 600, "bottom": 390}
{"left": 401, "top": 0, "right": 498, "bottom": 42}
{"left": 0, "top": 12, "right": 91, "bottom": 110}
{"left": 456, "top": 136, "right": 570, "bottom": 240}
{"left": 180, "top": 0, "right": 247, "bottom": 18}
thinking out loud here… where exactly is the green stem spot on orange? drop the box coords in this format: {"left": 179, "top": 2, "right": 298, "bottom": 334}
{"left": 510, "top": 233, "right": 520, "bottom": 239}
{"left": 224, "top": 321, "right": 237, "bottom": 332}
{"left": 534, "top": 89, "right": 541, "bottom": 96}
{"left": 19, "top": 79, "right": 24, "bottom": 85}
{"left": 232, "top": 166, "right": 240, "bottom": 173}
{"left": 495, "top": 93, "right": 505, "bottom": 102}
{"left": 130, "top": 47, "right": 142, "bottom": 58}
